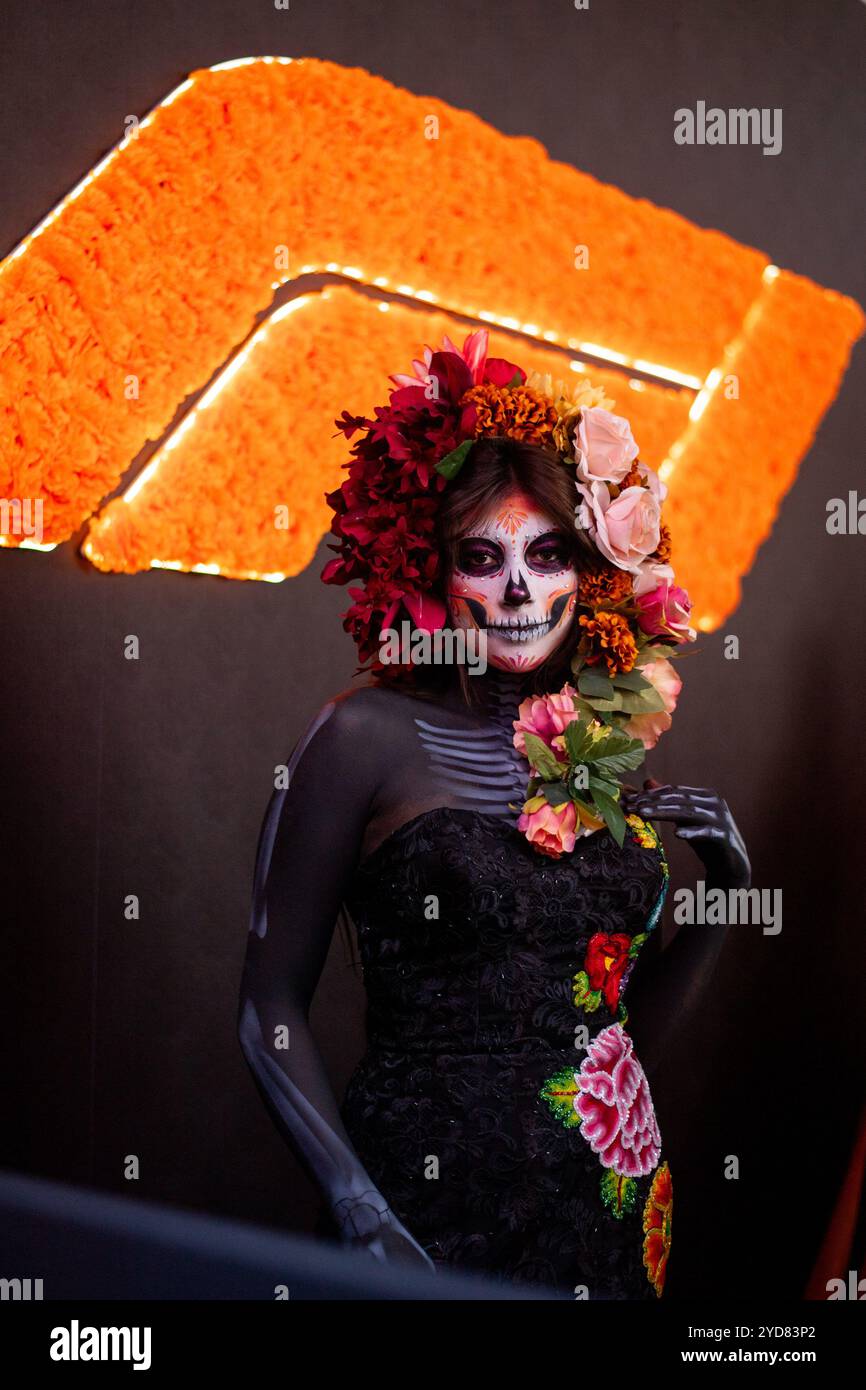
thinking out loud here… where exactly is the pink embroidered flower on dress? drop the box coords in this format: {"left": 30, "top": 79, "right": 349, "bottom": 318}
{"left": 573, "top": 1024, "right": 661, "bottom": 1177}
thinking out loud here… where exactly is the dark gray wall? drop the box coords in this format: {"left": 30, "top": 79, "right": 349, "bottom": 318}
{"left": 1, "top": 0, "right": 864, "bottom": 1299}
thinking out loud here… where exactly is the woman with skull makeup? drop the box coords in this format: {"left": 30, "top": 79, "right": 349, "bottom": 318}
{"left": 237, "top": 336, "right": 750, "bottom": 1299}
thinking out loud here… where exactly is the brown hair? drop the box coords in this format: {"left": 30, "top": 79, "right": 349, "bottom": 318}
{"left": 377, "top": 436, "right": 594, "bottom": 704}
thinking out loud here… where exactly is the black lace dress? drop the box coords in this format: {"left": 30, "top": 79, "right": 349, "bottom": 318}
{"left": 340, "top": 804, "right": 673, "bottom": 1299}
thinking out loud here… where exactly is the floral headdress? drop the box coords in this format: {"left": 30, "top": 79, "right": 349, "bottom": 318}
{"left": 323, "top": 329, "right": 696, "bottom": 856}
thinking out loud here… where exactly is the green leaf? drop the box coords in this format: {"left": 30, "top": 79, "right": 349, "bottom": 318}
{"left": 578, "top": 667, "right": 616, "bottom": 700}
{"left": 575, "top": 724, "right": 644, "bottom": 774}
{"left": 543, "top": 781, "right": 572, "bottom": 807}
{"left": 574, "top": 696, "right": 599, "bottom": 722}
{"left": 589, "top": 724, "right": 633, "bottom": 753}
{"left": 594, "top": 707, "right": 622, "bottom": 727}
{"left": 563, "top": 720, "right": 594, "bottom": 764}
{"left": 568, "top": 764, "right": 592, "bottom": 799}
{"left": 572, "top": 971, "right": 590, "bottom": 1006}
{"left": 522, "top": 732, "right": 566, "bottom": 781}
{"left": 434, "top": 438, "right": 474, "bottom": 480}
{"left": 591, "top": 787, "right": 628, "bottom": 847}
{"left": 635, "top": 643, "right": 678, "bottom": 664}
{"left": 580, "top": 686, "right": 666, "bottom": 715}
{"left": 611, "top": 669, "right": 652, "bottom": 692}
{"left": 591, "top": 727, "right": 646, "bottom": 772}
{"left": 605, "top": 687, "right": 666, "bottom": 715}
{"left": 594, "top": 744, "right": 646, "bottom": 777}
{"left": 588, "top": 774, "right": 620, "bottom": 802}
{"left": 581, "top": 691, "right": 622, "bottom": 714}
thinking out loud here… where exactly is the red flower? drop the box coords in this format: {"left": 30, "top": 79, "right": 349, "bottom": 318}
{"left": 584, "top": 932, "right": 633, "bottom": 1011}
{"left": 333, "top": 410, "right": 369, "bottom": 440}
{"left": 322, "top": 329, "right": 524, "bottom": 670}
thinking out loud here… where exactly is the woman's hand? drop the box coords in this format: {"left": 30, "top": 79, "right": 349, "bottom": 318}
{"left": 622, "top": 777, "right": 751, "bottom": 890}
{"left": 332, "top": 1190, "right": 437, "bottom": 1272}
{"left": 363, "top": 1220, "right": 438, "bottom": 1272}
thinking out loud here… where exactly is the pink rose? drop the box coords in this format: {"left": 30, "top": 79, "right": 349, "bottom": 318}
{"left": 574, "top": 408, "right": 639, "bottom": 484}
{"left": 573, "top": 1024, "right": 661, "bottom": 1177}
{"left": 513, "top": 684, "right": 582, "bottom": 759}
{"left": 635, "top": 581, "right": 695, "bottom": 644}
{"left": 634, "top": 458, "right": 667, "bottom": 507}
{"left": 576, "top": 479, "right": 662, "bottom": 574}
{"left": 624, "top": 657, "right": 682, "bottom": 750}
{"left": 633, "top": 559, "right": 675, "bottom": 597}
{"left": 517, "top": 797, "right": 578, "bottom": 858}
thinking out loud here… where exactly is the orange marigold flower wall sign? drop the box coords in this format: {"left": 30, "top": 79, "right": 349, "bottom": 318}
{"left": 82, "top": 287, "right": 690, "bottom": 586}
{"left": 0, "top": 56, "right": 862, "bottom": 629}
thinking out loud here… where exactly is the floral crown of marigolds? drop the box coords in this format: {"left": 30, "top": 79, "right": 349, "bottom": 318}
{"left": 323, "top": 327, "right": 697, "bottom": 857}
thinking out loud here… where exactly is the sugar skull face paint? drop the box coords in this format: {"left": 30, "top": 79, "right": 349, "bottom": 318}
{"left": 446, "top": 490, "right": 579, "bottom": 672}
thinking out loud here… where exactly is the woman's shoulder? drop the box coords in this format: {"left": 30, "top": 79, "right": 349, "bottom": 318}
{"left": 305, "top": 680, "right": 431, "bottom": 743}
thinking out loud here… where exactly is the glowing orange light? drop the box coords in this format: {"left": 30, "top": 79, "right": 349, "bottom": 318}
{"left": 0, "top": 57, "right": 862, "bottom": 629}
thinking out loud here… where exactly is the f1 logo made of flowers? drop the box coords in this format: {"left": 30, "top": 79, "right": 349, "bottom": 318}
{"left": 0, "top": 57, "right": 861, "bottom": 628}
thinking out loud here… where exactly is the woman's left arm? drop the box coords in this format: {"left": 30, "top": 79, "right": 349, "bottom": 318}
{"left": 619, "top": 777, "right": 751, "bottom": 1077}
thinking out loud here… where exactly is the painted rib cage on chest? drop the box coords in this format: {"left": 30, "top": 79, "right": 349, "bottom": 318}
{"left": 413, "top": 678, "right": 528, "bottom": 817}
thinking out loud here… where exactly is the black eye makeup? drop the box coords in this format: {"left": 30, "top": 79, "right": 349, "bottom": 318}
{"left": 525, "top": 530, "right": 573, "bottom": 573}
{"left": 455, "top": 530, "right": 575, "bottom": 577}
{"left": 455, "top": 538, "right": 505, "bottom": 576}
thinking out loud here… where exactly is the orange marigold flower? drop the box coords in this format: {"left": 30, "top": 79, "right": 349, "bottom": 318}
{"left": 461, "top": 383, "right": 558, "bottom": 446}
{"left": 578, "top": 610, "right": 638, "bottom": 674}
{"left": 642, "top": 1160, "right": 673, "bottom": 1297}
{"left": 579, "top": 563, "right": 634, "bottom": 607}
{"left": 652, "top": 523, "right": 672, "bottom": 563}
{"left": 610, "top": 463, "right": 644, "bottom": 496}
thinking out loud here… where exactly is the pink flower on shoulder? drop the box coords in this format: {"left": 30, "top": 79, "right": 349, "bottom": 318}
{"left": 518, "top": 795, "right": 605, "bottom": 858}
{"left": 518, "top": 797, "right": 578, "bottom": 858}
{"left": 574, "top": 1024, "right": 661, "bottom": 1177}
{"left": 513, "top": 684, "right": 582, "bottom": 758}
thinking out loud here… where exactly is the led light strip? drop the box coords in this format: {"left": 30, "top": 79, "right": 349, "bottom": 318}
{"left": 659, "top": 263, "right": 780, "bottom": 485}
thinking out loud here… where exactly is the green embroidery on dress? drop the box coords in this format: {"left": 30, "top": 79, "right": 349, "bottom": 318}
{"left": 572, "top": 970, "right": 603, "bottom": 1013}
{"left": 625, "top": 812, "right": 658, "bottom": 849}
{"left": 539, "top": 1067, "right": 582, "bottom": 1129}
{"left": 537, "top": 815, "right": 670, "bottom": 1232}
{"left": 645, "top": 877, "right": 669, "bottom": 935}
{"left": 626, "top": 813, "right": 669, "bottom": 879}
{"left": 600, "top": 1168, "right": 638, "bottom": 1219}
{"left": 626, "top": 814, "right": 670, "bottom": 935}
